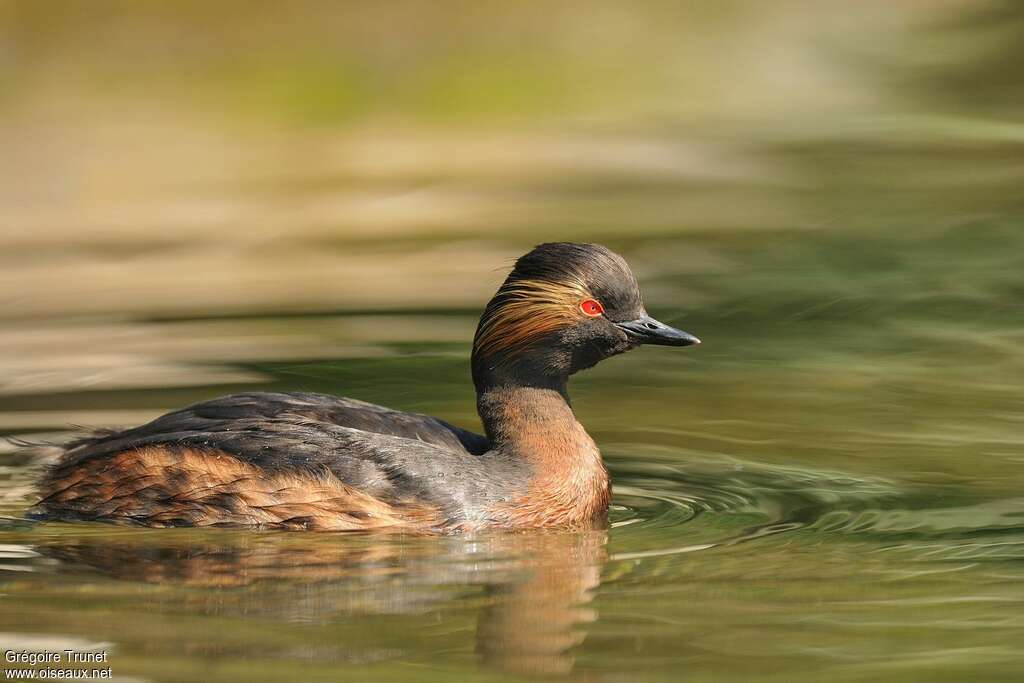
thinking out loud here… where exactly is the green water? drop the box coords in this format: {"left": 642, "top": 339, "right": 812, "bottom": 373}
{"left": 3, "top": 2, "right": 1024, "bottom": 681}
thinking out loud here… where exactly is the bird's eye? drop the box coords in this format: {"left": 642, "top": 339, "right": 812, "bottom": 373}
{"left": 580, "top": 299, "right": 604, "bottom": 317}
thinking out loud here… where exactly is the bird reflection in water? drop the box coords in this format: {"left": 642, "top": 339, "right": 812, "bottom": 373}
{"left": 37, "top": 528, "right": 608, "bottom": 677}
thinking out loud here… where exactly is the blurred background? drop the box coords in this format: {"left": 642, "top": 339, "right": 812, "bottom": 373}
{"left": 3, "top": 0, "right": 1023, "bottom": 412}
{"left": 2, "top": 2, "right": 1024, "bottom": 682}
{"left": 5, "top": 0, "right": 1023, "bottom": 317}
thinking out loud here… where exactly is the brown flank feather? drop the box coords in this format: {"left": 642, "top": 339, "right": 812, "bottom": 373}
{"left": 35, "top": 446, "right": 444, "bottom": 531}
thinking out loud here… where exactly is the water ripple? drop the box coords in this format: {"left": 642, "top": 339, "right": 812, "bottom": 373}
{"left": 607, "top": 452, "right": 1024, "bottom": 564}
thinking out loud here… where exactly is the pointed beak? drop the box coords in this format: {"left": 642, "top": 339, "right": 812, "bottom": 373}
{"left": 615, "top": 314, "right": 701, "bottom": 347}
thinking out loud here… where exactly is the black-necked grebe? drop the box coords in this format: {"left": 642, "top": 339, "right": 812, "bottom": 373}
{"left": 34, "top": 243, "right": 699, "bottom": 532}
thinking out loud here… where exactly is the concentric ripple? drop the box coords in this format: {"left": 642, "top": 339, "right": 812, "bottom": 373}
{"left": 605, "top": 451, "right": 1024, "bottom": 566}
{"left": 607, "top": 452, "right": 904, "bottom": 558}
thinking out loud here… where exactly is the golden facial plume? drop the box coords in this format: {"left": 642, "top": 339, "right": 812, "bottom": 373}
{"left": 473, "top": 275, "right": 591, "bottom": 363}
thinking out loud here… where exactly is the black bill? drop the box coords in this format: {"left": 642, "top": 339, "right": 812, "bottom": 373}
{"left": 615, "top": 314, "right": 701, "bottom": 347}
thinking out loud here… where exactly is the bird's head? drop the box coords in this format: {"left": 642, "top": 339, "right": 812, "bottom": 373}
{"left": 471, "top": 242, "right": 699, "bottom": 390}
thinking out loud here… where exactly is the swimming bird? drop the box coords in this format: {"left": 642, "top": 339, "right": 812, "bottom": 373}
{"left": 33, "top": 243, "right": 699, "bottom": 532}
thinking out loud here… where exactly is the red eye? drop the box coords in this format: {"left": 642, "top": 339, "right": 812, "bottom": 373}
{"left": 580, "top": 299, "right": 604, "bottom": 317}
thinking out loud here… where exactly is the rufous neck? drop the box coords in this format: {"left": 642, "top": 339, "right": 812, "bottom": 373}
{"left": 476, "top": 383, "right": 576, "bottom": 452}
{"left": 476, "top": 382, "right": 610, "bottom": 527}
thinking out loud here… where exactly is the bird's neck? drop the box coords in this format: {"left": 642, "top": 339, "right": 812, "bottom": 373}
{"left": 476, "top": 380, "right": 610, "bottom": 526}
{"left": 477, "top": 379, "right": 573, "bottom": 450}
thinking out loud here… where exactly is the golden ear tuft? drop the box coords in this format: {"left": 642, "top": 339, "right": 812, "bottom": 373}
{"left": 473, "top": 276, "right": 591, "bottom": 362}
